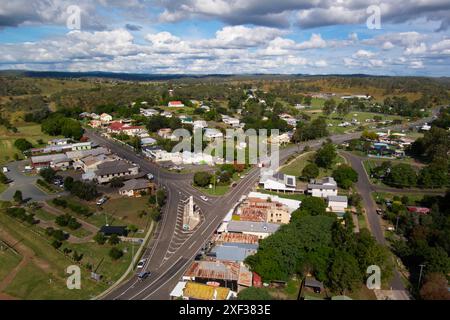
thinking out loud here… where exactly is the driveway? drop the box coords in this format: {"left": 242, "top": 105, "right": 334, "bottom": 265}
{"left": 0, "top": 160, "right": 66, "bottom": 202}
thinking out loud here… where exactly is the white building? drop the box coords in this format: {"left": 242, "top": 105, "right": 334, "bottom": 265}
{"left": 226, "top": 221, "right": 280, "bottom": 239}
{"left": 193, "top": 120, "right": 208, "bottom": 130}
{"left": 204, "top": 128, "right": 223, "bottom": 141}
{"left": 259, "top": 172, "right": 297, "bottom": 192}
{"left": 168, "top": 101, "right": 185, "bottom": 108}
{"left": 247, "top": 192, "right": 301, "bottom": 213}
{"left": 327, "top": 195, "right": 348, "bottom": 214}
{"left": 100, "top": 113, "right": 113, "bottom": 123}
{"left": 140, "top": 108, "right": 159, "bottom": 117}
{"left": 307, "top": 177, "right": 338, "bottom": 198}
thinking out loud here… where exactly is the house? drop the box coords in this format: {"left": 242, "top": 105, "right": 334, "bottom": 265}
{"left": 66, "top": 147, "right": 109, "bottom": 162}
{"left": 279, "top": 113, "right": 297, "bottom": 126}
{"left": 193, "top": 120, "right": 208, "bottom": 130}
{"left": 307, "top": 177, "right": 338, "bottom": 198}
{"left": 226, "top": 220, "right": 280, "bottom": 239}
{"left": 74, "top": 153, "right": 116, "bottom": 172}
{"left": 119, "top": 179, "right": 155, "bottom": 197}
{"left": 161, "top": 111, "right": 173, "bottom": 118}
{"left": 108, "top": 122, "right": 146, "bottom": 136}
{"left": 140, "top": 108, "right": 159, "bottom": 117}
{"left": 48, "top": 138, "right": 71, "bottom": 146}
{"left": 176, "top": 282, "right": 235, "bottom": 300}
{"left": 94, "top": 160, "right": 139, "bottom": 184}
{"left": 200, "top": 105, "right": 210, "bottom": 112}
{"left": 152, "top": 150, "right": 183, "bottom": 164}
{"left": 168, "top": 101, "right": 185, "bottom": 108}
{"left": 222, "top": 115, "right": 240, "bottom": 127}
{"left": 141, "top": 137, "right": 157, "bottom": 146}
{"left": 89, "top": 119, "right": 102, "bottom": 128}
{"left": 157, "top": 128, "right": 173, "bottom": 139}
{"left": 304, "top": 277, "right": 324, "bottom": 293}
{"left": 327, "top": 195, "right": 348, "bottom": 216}
{"left": 237, "top": 197, "right": 293, "bottom": 224}
{"left": 204, "top": 128, "right": 223, "bottom": 141}
{"left": 212, "top": 232, "right": 260, "bottom": 246}
{"left": 31, "top": 142, "right": 92, "bottom": 155}
{"left": 259, "top": 172, "right": 297, "bottom": 193}
{"left": 269, "top": 133, "right": 291, "bottom": 145}
{"left": 183, "top": 260, "right": 241, "bottom": 291}
{"left": 247, "top": 192, "right": 301, "bottom": 213}
{"left": 100, "top": 113, "right": 113, "bottom": 123}
{"left": 31, "top": 154, "right": 69, "bottom": 171}
{"left": 179, "top": 115, "right": 193, "bottom": 125}
{"left": 406, "top": 206, "right": 431, "bottom": 215}
{"left": 99, "top": 226, "right": 128, "bottom": 236}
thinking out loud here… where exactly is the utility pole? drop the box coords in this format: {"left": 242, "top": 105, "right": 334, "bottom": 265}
{"left": 418, "top": 264, "right": 426, "bottom": 290}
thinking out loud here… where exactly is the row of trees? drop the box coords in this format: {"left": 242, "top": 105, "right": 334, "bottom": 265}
{"left": 245, "top": 213, "right": 392, "bottom": 294}
{"left": 41, "top": 114, "right": 84, "bottom": 140}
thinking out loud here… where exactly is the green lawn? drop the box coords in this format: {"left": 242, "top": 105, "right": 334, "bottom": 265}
{"left": 0, "top": 209, "right": 137, "bottom": 299}
{"left": 0, "top": 124, "right": 59, "bottom": 165}
{"left": 0, "top": 182, "right": 7, "bottom": 195}
{"left": 0, "top": 248, "right": 22, "bottom": 281}
{"left": 195, "top": 184, "right": 230, "bottom": 196}
{"left": 101, "top": 196, "right": 153, "bottom": 229}
{"left": 280, "top": 151, "right": 346, "bottom": 180}
{"left": 33, "top": 209, "right": 93, "bottom": 239}
{"left": 256, "top": 189, "right": 306, "bottom": 201}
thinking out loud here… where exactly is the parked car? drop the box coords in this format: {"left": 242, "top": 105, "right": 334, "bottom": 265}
{"left": 2, "top": 167, "right": 8, "bottom": 173}
{"left": 200, "top": 196, "right": 209, "bottom": 202}
{"left": 96, "top": 196, "right": 108, "bottom": 206}
{"left": 147, "top": 173, "right": 154, "bottom": 180}
{"left": 376, "top": 208, "right": 383, "bottom": 216}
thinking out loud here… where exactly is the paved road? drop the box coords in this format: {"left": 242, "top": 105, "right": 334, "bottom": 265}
{"left": 87, "top": 109, "right": 439, "bottom": 300}
{"left": 0, "top": 160, "right": 66, "bottom": 202}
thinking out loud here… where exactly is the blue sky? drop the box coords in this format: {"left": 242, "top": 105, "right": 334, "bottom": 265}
{"left": 0, "top": 0, "right": 449, "bottom": 75}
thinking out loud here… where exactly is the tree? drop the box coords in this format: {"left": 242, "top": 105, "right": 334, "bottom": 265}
{"left": 64, "top": 176, "right": 74, "bottom": 191}
{"left": 110, "top": 177, "right": 124, "bottom": 188}
{"left": 14, "top": 138, "right": 33, "bottom": 152}
{"left": 385, "top": 163, "right": 417, "bottom": 187}
{"left": 13, "top": 190, "right": 23, "bottom": 203}
{"left": 418, "top": 162, "right": 448, "bottom": 188}
{"left": 237, "top": 287, "right": 272, "bottom": 300}
{"left": 149, "top": 206, "right": 161, "bottom": 222}
{"left": 0, "top": 172, "right": 8, "bottom": 184}
{"left": 94, "top": 232, "right": 106, "bottom": 245}
{"left": 293, "top": 197, "right": 327, "bottom": 218}
{"left": 332, "top": 164, "right": 358, "bottom": 189}
{"left": 420, "top": 273, "right": 450, "bottom": 300}
{"left": 39, "top": 167, "right": 56, "bottom": 183}
{"left": 301, "top": 163, "right": 319, "bottom": 181}
{"left": 156, "top": 189, "right": 167, "bottom": 207}
{"left": 323, "top": 99, "right": 336, "bottom": 116}
{"left": 315, "top": 143, "right": 337, "bottom": 169}
{"left": 193, "top": 171, "right": 212, "bottom": 187}
{"left": 109, "top": 247, "right": 123, "bottom": 260}
{"left": 108, "top": 234, "right": 121, "bottom": 245}
{"left": 328, "top": 250, "right": 362, "bottom": 293}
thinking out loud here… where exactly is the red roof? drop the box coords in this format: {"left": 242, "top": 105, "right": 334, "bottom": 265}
{"left": 108, "top": 121, "right": 124, "bottom": 131}
{"left": 252, "top": 272, "right": 262, "bottom": 288}
{"left": 406, "top": 206, "right": 431, "bottom": 214}
{"left": 169, "top": 101, "right": 183, "bottom": 105}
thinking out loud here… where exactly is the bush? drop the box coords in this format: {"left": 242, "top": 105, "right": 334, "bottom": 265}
{"left": 109, "top": 247, "right": 123, "bottom": 260}
{"left": 39, "top": 167, "right": 56, "bottom": 183}
{"left": 108, "top": 234, "right": 121, "bottom": 245}
{"left": 52, "top": 198, "right": 68, "bottom": 208}
{"left": 52, "top": 240, "right": 62, "bottom": 249}
{"left": 301, "top": 163, "right": 319, "bottom": 181}
{"left": 94, "top": 232, "right": 106, "bottom": 245}
{"left": 194, "top": 171, "right": 212, "bottom": 187}
{"left": 332, "top": 164, "right": 358, "bottom": 189}
{"left": 14, "top": 138, "right": 33, "bottom": 152}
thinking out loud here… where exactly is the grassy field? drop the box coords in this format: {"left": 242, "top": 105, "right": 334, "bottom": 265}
{"left": 0, "top": 182, "right": 7, "bottom": 195}
{"left": 0, "top": 124, "right": 59, "bottom": 164}
{"left": 280, "top": 151, "right": 347, "bottom": 180}
{"left": 47, "top": 196, "right": 151, "bottom": 230}
{"left": 0, "top": 248, "right": 22, "bottom": 281}
{"left": 0, "top": 209, "right": 137, "bottom": 299}
{"left": 33, "top": 209, "right": 92, "bottom": 239}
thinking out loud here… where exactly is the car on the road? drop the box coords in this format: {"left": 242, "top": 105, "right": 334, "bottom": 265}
{"left": 2, "top": 167, "right": 8, "bottom": 173}
{"left": 136, "top": 259, "right": 147, "bottom": 269}
{"left": 137, "top": 271, "right": 151, "bottom": 280}
{"left": 96, "top": 196, "right": 108, "bottom": 206}
{"left": 376, "top": 208, "right": 383, "bottom": 216}
{"left": 200, "top": 196, "right": 209, "bottom": 202}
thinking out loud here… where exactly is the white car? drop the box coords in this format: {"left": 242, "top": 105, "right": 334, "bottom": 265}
{"left": 2, "top": 167, "right": 8, "bottom": 173}
{"left": 200, "top": 196, "right": 209, "bottom": 202}
{"left": 147, "top": 173, "right": 154, "bottom": 180}
{"left": 96, "top": 196, "right": 108, "bottom": 206}
{"left": 136, "top": 259, "right": 147, "bottom": 269}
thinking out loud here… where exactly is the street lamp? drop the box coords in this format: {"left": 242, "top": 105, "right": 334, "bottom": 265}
{"left": 418, "top": 264, "right": 426, "bottom": 290}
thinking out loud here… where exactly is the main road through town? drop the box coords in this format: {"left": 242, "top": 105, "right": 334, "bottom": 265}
{"left": 85, "top": 110, "right": 438, "bottom": 300}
